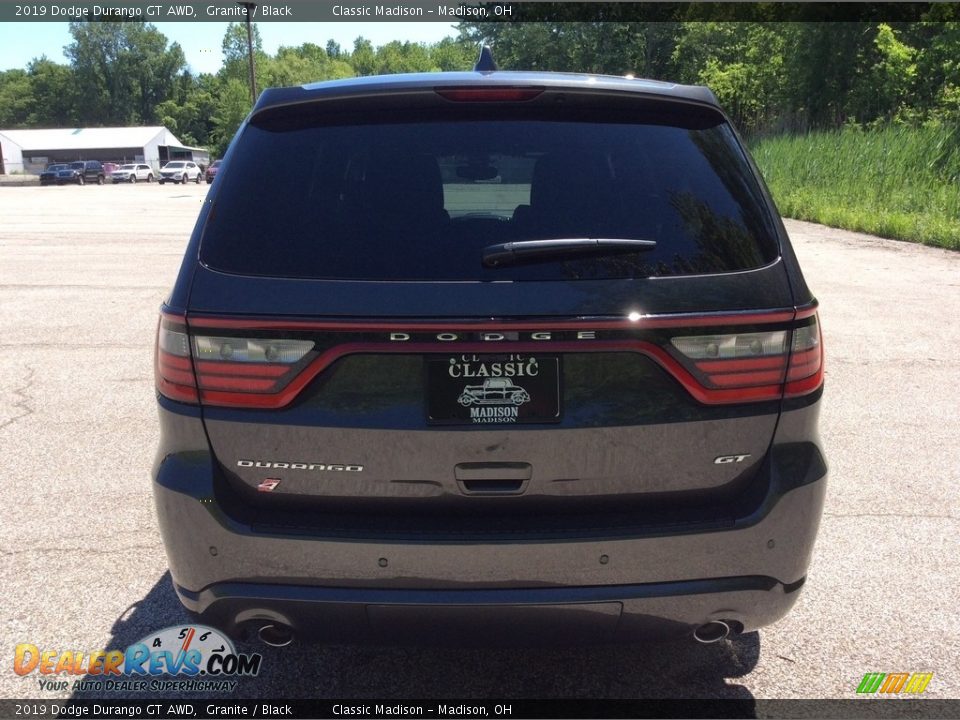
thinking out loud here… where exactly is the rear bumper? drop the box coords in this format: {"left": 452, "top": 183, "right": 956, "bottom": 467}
{"left": 152, "top": 399, "right": 827, "bottom": 642}
{"left": 156, "top": 486, "right": 820, "bottom": 641}
{"left": 174, "top": 576, "right": 803, "bottom": 645}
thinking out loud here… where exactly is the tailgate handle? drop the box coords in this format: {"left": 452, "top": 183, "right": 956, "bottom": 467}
{"left": 455, "top": 462, "right": 531, "bottom": 495}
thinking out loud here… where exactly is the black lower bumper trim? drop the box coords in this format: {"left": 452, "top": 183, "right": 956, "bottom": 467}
{"left": 177, "top": 575, "right": 803, "bottom": 644}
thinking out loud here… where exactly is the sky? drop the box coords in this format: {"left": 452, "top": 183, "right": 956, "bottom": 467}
{"left": 0, "top": 21, "right": 460, "bottom": 74}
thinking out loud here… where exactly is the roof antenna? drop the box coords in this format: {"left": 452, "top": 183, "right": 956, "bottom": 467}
{"left": 474, "top": 44, "right": 498, "bottom": 72}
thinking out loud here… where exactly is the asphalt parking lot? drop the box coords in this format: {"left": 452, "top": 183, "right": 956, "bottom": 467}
{"left": 0, "top": 183, "right": 957, "bottom": 702}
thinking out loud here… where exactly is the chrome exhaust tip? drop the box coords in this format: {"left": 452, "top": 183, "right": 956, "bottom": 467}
{"left": 693, "top": 620, "right": 731, "bottom": 644}
{"left": 257, "top": 623, "right": 294, "bottom": 647}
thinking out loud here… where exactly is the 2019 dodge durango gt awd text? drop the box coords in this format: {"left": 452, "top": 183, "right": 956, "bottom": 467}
{"left": 153, "top": 59, "right": 826, "bottom": 647}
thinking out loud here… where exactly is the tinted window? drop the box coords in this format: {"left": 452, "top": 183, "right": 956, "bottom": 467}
{"left": 201, "top": 108, "right": 779, "bottom": 281}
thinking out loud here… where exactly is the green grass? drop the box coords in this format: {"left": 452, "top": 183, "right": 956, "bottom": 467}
{"left": 749, "top": 124, "right": 960, "bottom": 250}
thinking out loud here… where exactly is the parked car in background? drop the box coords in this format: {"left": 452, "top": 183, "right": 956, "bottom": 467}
{"left": 205, "top": 159, "right": 222, "bottom": 184}
{"left": 39, "top": 163, "right": 70, "bottom": 186}
{"left": 111, "top": 163, "right": 154, "bottom": 184}
{"left": 58, "top": 160, "right": 105, "bottom": 185}
{"left": 158, "top": 161, "right": 201, "bottom": 185}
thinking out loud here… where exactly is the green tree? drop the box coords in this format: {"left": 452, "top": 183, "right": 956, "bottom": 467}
{"left": 429, "top": 37, "right": 476, "bottom": 71}
{"left": 674, "top": 23, "right": 786, "bottom": 131}
{"left": 372, "top": 41, "right": 435, "bottom": 74}
{"left": 221, "top": 20, "right": 263, "bottom": 67}
{"left": 210, "top": 77, "right": 251, "bottom": 157}
{"left": 25, "top": 57, "right": 78, "bottom": 126}
{"left": 156, "top": 73, "right": 218, "bottom": 146}
{"left": 905, "top": 18, "right": 960, "bottom": 120}
{"left": 863, "top": 24, "right": 917, "bottom": 122}
{"left": 0, "top": 69, "right": 33, "bottom": 127}
{"left": 349, "top": 37, "right": 377, "bottom": 76}
{"left": 128, "top": 23, "right": 186, "bottom": 124}
{"left": 263, "top": 44, "right": 354, "bottom": 87}
{"left": 458, "top": 18, "right": 682, "bottom": 76}
{"left": 780, "top": 23, "right": 872, "bottom": 129}
{"left": 65, "top": 21, "right": 185, "bottom": 125}
{"left": 220, "top": 21, "right": 270, "bottom": 95}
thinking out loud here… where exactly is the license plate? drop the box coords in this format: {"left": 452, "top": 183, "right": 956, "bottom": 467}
{"left": 426, "top": 354, "right": 561, "bottom": 425}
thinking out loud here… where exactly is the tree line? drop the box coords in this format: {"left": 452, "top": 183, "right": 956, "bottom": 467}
{"left": 464, "top": 18, "right": 960, "bottom": 133}
{"left": 0, "top": 18, "right": 958, "bottom": 158}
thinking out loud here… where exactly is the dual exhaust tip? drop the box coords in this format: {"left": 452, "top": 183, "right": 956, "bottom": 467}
{"left": 693, "top": 620, "right": 732, "bottom": 644}
{"left": 257, "top": 623, "right": 295, "bottom": 647}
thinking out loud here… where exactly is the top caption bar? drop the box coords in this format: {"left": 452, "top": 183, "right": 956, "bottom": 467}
{"left": 1, "top": 2, "right": 952, "bottom": 23}
{"left": 3, "top": 1, "right": 518, "bottom": 22}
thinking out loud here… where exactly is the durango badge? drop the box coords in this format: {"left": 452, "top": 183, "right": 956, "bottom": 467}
{"left": 237, "top": 460, "right": 363, "bottom": 471}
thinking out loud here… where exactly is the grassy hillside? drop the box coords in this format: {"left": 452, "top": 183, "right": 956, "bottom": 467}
{"left": 750, "top": 125, "right": 960, "bottom": 250}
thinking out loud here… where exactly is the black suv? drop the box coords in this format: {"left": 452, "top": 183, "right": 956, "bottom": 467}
{"left": 154, "top": 61, "right": 826, "bottom": 647}
{"left": 60, "top": 160, "right": 105, "bottom": 185}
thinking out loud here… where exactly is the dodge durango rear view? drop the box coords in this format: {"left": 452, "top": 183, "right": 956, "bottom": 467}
{"left": 152, "top": 56, "right": 826, "bottom": 647}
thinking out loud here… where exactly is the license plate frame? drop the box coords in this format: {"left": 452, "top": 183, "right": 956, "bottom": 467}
{"left": 426, "top": 353, "right": 562, "bottom": 426}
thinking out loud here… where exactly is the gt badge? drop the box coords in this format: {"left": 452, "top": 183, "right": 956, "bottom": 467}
{"left": 714, "top": 454, "right": 751, "bottom": 464}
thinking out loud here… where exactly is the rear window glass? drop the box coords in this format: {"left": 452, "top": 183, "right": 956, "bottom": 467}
{"left": 201, "top": 106, "right": 779, "bottom": 280}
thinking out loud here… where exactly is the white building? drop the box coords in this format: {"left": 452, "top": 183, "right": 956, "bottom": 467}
{"left": 0, "top": 126, "right": 209, "bottom": 174}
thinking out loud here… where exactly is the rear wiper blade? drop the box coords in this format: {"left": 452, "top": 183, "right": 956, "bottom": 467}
{"left": 481, "top": 238, "right": 657, "bottom": 268}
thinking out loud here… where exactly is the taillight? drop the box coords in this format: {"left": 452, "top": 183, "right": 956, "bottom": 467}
{"left": 668, "top": 314, "right": 823, "bottom": 403}
{"left": 155, "top": 313, "right": 198, "bottom": 404}
{"left": 155, "top": 311, "right": 314, "bottom": 407}
{"left": 155, "top": 310, "right": 823, "bottom": 409}
{"left": 435, "top": 87, "right": 544, "bottom": 102}
{"left": 784, "top": 317, "right": 824, "bottom": 397}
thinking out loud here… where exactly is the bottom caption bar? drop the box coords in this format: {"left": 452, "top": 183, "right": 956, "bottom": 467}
{"left": 3, "top": 699, "right": 957, "bottom": 719}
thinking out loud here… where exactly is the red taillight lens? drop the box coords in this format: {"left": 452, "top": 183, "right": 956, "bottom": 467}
{"left": 784, "top": 317, "right": 824, "bottom": 397}
{"left": 191, "top": 335, "right": 313, "bottom": 398}
{"left": 155, "top": 313, "right": 198, "bottom": 404}
{"left": 435, "top": 87, "right": 544, "bottom": 102}
{"left": 154, "top": 312, "right": 315, "bottom": 407}
{"left": 668, "top": 314, "right": 823, "bottom": 403}
{"left": 155, "top": 311, "right": 823, "bottom": 409}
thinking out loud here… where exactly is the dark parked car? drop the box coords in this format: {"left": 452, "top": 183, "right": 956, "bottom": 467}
{"left": 205, "top": 159, "right": 222, "bottom": 184}
{"left": 57, "top": 160, "right": 105, "bottom": 185}
{"left": 39, "top": 163, "right": 69, "bottom": 186}
{"left": 153, "top": 55, "right": 826, "bottom": 648}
